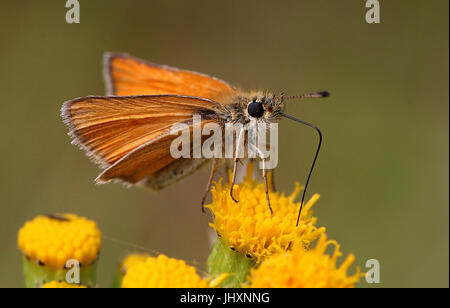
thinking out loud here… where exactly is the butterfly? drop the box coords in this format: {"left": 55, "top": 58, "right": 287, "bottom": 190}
{"left": 61, "top": 53, "right": 329, "bottom": 225}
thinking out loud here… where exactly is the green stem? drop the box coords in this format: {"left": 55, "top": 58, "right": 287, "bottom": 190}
{"left": 111, "top": 269, "right": 123, "bottom": 288}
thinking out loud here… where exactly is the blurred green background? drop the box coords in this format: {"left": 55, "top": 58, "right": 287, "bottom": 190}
{"left": 0, "top": 1, "right": 448, "bottom": 288}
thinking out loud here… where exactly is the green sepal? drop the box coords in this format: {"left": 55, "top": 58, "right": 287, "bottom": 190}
{"left": 207, "top": 237, "right": 256, "bottom": 288}
{"left": 21, "top": 255, "right": 98, "bottom": 288}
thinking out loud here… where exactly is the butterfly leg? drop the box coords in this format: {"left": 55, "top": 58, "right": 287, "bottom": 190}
{"left": 251, "top": 144, "right": 273, "bottom": 214}
{"left": 230, "top": 129, "right": 245, "bottom": 203}
{"left": 201, "top": 159, "right": 218, "bottom": 213}
{"left": 261, "top": 158, "right": 274, "bottom": 215}
{"left": 269, "top": 169, "right": 276, "bottom": 192}
{"left": 230, "top": 158, "right": 240, "bottom": 203}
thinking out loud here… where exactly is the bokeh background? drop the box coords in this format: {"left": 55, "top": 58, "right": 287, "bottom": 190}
{"left": 0, "top": 1, "right": 448, "bottom": 288}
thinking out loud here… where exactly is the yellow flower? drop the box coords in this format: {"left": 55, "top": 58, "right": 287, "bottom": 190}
{"left": 121, "top": 254, "right": 211, "bottom": 288}
{"left": 205, "top": 163, "right": 325, "bottom": 262}
{"left": 248, "top": 234, "right": 361, "bottom": 288}
{"left": 42, "top": 281, "right": 87, "bottom": 288}
{"left": 18, "top": 214, "right": 102, "bottom": 269}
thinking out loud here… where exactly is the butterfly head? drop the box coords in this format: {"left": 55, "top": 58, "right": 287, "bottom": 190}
{"left": 238, "top": 92, "right": 285, "bottom": 124}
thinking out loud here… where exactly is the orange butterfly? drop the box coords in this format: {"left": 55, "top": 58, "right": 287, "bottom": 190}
{"left": 61, "top": 53, "right": 329, "bottom": 225}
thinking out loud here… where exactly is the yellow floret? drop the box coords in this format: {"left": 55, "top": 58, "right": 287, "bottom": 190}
{"left": 120, "top": 253, "right": 150, "bottom": 275}
{"left": 18, "top": 214, "right": 102, "bottom": 269}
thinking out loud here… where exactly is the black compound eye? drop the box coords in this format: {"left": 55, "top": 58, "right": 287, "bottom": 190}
{"left": 247, "top": 101, "right": 264, "bottom": 118}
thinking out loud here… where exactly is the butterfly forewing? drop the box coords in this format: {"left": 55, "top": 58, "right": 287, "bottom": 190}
{"left": 104, "top": 53, "right": 236, "bottom": 102}
{"left": 61, "top": 95, "right": 223, "bottom": 183}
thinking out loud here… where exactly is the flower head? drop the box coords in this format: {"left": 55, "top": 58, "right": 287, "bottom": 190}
{"left": 206, "top": 164, "right": 325, "bottom": 262}
{"left": 248, "top": 234, "right": 362, "bottom": 288}
{"left": 42, "top": 281, "right": 87, "bottom": 288}
{"left": 18, "top": 214, "right": 102, "bottom": 269}
{"left": 121, "top": 254, "right": 210, "bottom": 288}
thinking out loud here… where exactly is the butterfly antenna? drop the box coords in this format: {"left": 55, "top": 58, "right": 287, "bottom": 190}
{"left": 283, "top": 91, "right": 330, "bottom": 100}
{"left": 280, "top": 113, "right": 323, "bottom": 227}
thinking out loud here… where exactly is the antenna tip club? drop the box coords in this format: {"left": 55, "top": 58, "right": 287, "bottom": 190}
{"left": 318, "top": 91, "right": 330, "bottom": 98}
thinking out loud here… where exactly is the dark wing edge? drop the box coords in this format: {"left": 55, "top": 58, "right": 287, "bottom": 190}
{"left": 61, "top": 95, "right": 111, "bottom": 169}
